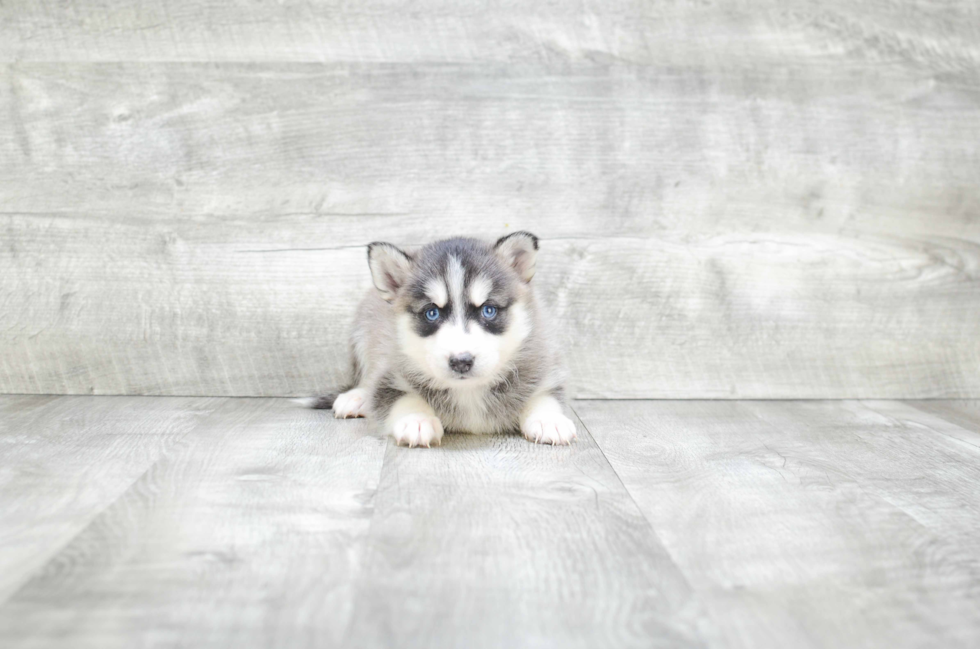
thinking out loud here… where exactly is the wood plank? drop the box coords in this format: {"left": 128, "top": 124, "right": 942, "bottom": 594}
{"left": 743, "top": 399, "right": 980, "bottom": 645}
{"left": 3, "top": 62, "right": 979, "bottom": 223}
{"left": 574, "top": 399, "right": 980, "bottom": 649}
{"left": 3, "top": 214, "right": 979, "bottom": 397}
{"left": 0, "top": 215, "right": 373, "bottom": 396}
{"left": 746, "top": 399, "right": 980, "bottom": 565}
{"left": 902, "top": 400, "right": 980, "bottom": 447}
{"left": 343, "top": 415, "right": 710, "bottom": 649}
{"left": 0, "top": 395, "right": 218, "bottom": 604}
{"left": 0, "top": 398, "right": 388, "bottom": 648}
{"left": 814, "top": 400, "right": 980, "bottom": 541}
{"left": 2, "top": 0, "right": 978, "bottom": 71}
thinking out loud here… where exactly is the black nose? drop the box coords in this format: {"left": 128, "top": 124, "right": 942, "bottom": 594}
{"left": 449, "top": 353, "right": 474, "bottom": 374}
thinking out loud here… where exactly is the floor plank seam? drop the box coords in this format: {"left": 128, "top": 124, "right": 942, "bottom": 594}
{"left": 568, "top": 403, "right": 696, "bottom": 580}
{"left": 891, "top": 401, "right": 980, "bottom": 452}
{"left": 337, "top": 433, "right": 391, "bottom": 647}
{"left": 0, "top": 397, "right": 220, "bottom": 610}
{"left": 742, "top": 400, "right": 940, "bottom": 526}
{"left": 0, "top": 458, "right": 161, "bottom": 610}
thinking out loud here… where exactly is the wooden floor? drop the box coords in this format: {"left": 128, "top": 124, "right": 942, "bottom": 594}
{"left": 1, "top": 397, "right": 979, "bottom": 648}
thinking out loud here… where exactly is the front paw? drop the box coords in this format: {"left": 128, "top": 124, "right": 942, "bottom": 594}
{"left": 333, "top": 388, "right": 368, "bottom": 419}
{"left": 522, "top": 412, "right": 577, "bottom": 446}
{"left": 391, "top": 413, "right": 444, "bottom": 448}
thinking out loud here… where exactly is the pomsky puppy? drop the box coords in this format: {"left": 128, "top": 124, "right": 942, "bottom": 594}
{"left": 304, "top": 231, "right": 575, "bottom": 447}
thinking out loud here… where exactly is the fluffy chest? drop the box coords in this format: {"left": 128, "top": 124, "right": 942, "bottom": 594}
{"left": 438, "top": 387, "right": 507, "bottom": 434}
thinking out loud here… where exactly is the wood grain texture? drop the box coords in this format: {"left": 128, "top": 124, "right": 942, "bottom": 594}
{"left": 2, "top": 396, "right": 980, "bottom": 647}
{"left": 2, "top": 1, "right": 980, "bottom": 398}
{"left": 903, "top": 400, "right": 980, "bottom": 447}
{"left": 574, "top": 399, "right": 980, "bottom": 649}
{"left": 4, "top": 61, "right": 980, "bottom": 222}
{"left": 343, "top": 412, "right": 710, "bottom": 649}
{"left": 0, "top": 395, "right": 217, "bottom": 604}
{"left": 2, "top": 1, "right": 979, "bottom": 72}
{"left": 0, "top": 397, "right": 388, "bottom": 648}
{"left": 2, "top": 216, "right": 979, "bottom": 397}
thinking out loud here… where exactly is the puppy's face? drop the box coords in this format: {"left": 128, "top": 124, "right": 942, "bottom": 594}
{"left": 368, "top": 233, "right": 538, "bottom": 389}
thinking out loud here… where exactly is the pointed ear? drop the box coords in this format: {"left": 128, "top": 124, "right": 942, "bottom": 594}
{"left": 494, "top": 231, "right": 538, "bottom": 282}
{"left": 367, "top": 242, "right": 413, "bottom": 302}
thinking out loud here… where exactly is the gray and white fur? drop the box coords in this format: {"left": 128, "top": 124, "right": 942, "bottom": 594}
{"left": 304, "top": 232, "right": 575, "bottom": 447}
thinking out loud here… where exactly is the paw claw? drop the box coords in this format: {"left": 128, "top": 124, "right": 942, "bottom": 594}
{"left": 391, "top": 412, "right": 444, "bottom": 449}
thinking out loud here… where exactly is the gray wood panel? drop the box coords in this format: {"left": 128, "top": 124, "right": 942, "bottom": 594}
{"left": 2, "top": 1, "right": 979, "bottom": 71}
{"left": 903, "top": 400, "right": 980, "bottom": 446}
{"left": 0, "top": 395, "right": 217, "bottom": 604}
{"left": 3, "top": 396, "right": 980, "bottom": 646}
{"left": 2, "top": 1, "right": 979, "bottom": 398}
{"left": 0, "top": 397, "right": 388, "bottom": 648}
{"left": 748, "top": 399, "right": 980, "bottom": 603}
{"left": 574, "top": 399, "right": 980, "bottom": 649}
{"left": 3, "top": 61, "right": 979, "bottom": 222}
{"left": 343, "top": 412, "right": 709, "bottom": 649}
{"left": 3, "top": 214, "right": 979, "bottom": 398}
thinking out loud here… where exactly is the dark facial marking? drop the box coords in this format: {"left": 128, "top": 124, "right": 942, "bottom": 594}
{"left": 402, "top": 236, "right": 520, "bottom": 338}
{"left": 468, "top": 302, "right": 508, "bottom": 335}
{"left": 411, "top": 302, "right": 450, "bottom": 337}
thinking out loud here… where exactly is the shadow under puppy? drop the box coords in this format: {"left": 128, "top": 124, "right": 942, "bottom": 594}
{"left": 304, "top": 231, "right": 576, "bottom": 447}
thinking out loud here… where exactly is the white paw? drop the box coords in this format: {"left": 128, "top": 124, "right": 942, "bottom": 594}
{"left": 391, "top": 413, "right": 444, "bottom": 448}
{"left": 333, "top": 388, "right": 368, "bottom": 419}
{"left": 522, "top": 412, "right": 577, "bottom": 446}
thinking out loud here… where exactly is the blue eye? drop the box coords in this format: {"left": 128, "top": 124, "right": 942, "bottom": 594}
{"left": 481, "top": 304, "right": 498, "bottom": 320}
{"left": 424, "top": 307, "right": 440, "bottom": 321}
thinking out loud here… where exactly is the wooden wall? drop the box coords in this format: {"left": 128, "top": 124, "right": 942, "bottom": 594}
{"left": 1, "top": 1, "right": 979, "bottom": 398}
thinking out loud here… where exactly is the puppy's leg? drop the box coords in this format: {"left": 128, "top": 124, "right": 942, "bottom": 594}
{"left": 521, "top": 392, "right": 577, "bottom": 445}
{"left": 332, "top": 387, "right": 369, "bottom": 419}
{"left": 333, "top": 325, "right": 370, "bottom": 419}
{"left": 386, "top": 392, "right": 444, "bottom": 448}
